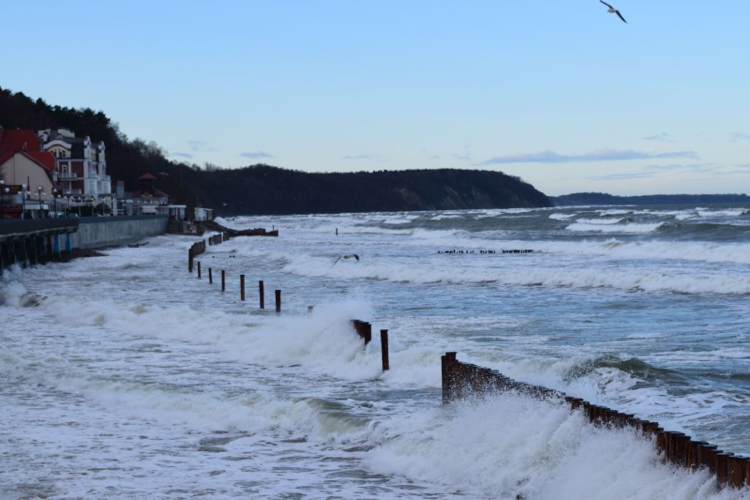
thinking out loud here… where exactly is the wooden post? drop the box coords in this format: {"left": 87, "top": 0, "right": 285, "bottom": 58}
{"left": 259, "top": 281, "right": 264, "bottom": 309}
{"left": 240, "top": 274, "right": 245, "bottom": 301}
{"left": 209, "top": 267, "right": 213, "bottom": 284}
{"left": 221, "top": 270, "right": 225, "bottom": 291}
{"left": 197, "top": 262, "right": 201, "bottom": 279}
{"left": 380, "top": 329, "right": 389, "bottom": 371}
{"left": 443, "top": 352, "right": 457, "bottom": 403}
{"left": 716, "top": 453, "right": 731, "bottom": 488}
{"left": 275, "top": 290, "right": 281, "bottom": 313}
{"left": 363, "top": 322, "right": 372, "bottom": 345}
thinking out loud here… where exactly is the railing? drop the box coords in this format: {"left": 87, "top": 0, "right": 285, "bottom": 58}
{"left": 0, "top": 218, "right": 79, "bottom": 237}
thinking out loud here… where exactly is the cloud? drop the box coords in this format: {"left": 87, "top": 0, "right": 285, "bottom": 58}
{"left": 643, "top": 132, "right": 674, "bottom": 142}
{"left": 587, "top": 162, "right": 721, "bottom": 181}
{"left": 731, "top": 132, "right": 750, "bottom": 142}
{"left": 644, "top": 163, "right": 715, "bottom": 173}
{"left": 187, "top": 140, "right": 216, "bottom": 152}
{"left": 475, "top": 149, "right": 699, "bottom": 165}
{"left": 343, "top": 154, "right": 378, "bottom": 160}
{"left": 241, "top": 151, "right": 274, "bottom": 159}
{"left": 588, "top": 172, "right": 656, "bottom": 181}
{"left": 453, "top": 153, "right": 473, "bottom": 161}
{"left": 170, "top": 152, "right": 193, "bottom": 159}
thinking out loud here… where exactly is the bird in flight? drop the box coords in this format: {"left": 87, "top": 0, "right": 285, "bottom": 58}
{"left": 332, "top": 254, "right": 360, "bottom": 267}
{"left": 600, "top": 0, "right": 627, "bottom": 24}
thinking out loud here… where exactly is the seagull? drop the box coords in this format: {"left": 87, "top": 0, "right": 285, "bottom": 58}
{"left": 331, "top": 254, "right": 360, "bottom": 267}
{"left": 600, "top": 0, "right": 627, "bottom": 23}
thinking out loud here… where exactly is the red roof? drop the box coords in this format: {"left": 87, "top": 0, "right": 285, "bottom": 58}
{"left": 24, "top": 151, "right": 56, "bottom": 172}
{"left": 138, "top": 173, "right": 157, "bottom": 180}
{"left": 0, "top": 151, "right": 56, "bottom": 182}
{"left": 0, "top": 129, "right": 41, "bottom": 156}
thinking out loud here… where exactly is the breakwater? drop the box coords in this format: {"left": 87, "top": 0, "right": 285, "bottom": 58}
{"left": 441, "top": 353, "right": 749, "bottom": 490}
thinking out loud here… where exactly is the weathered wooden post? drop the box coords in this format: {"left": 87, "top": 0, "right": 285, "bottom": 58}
{"left": 443, "top": 352, "right": 457, "bottom": 403}
{"left": 240, "top": 274, "right": 245, "bottom": 301}
{"left": 197, "top": 262, "right": 201, "bottom": 279}
{"left": 275, "top": 290, "right": 281, "bottom": 313}
{"left": 259, "top": 281, "right": 264, "bottom": 309}
{"left": 716, "top": 453, "right": 731, "bottom": 488}
{"left": 380, "top": 329, "right": 389, "bottom": 371}
{"left": 221, "top": 270, "right": 225, "bottom": 291}
{"left": 208, "top": 267, "right": 213, "bottom": 284}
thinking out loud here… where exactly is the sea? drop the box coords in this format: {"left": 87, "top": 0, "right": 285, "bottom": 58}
{"left": 2, "top": 203, "right": 750, "bottom": 499}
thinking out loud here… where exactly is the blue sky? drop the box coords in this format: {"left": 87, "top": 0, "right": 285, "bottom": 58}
{"left": 4, "top": 0, "right": 749, "bottom": 195}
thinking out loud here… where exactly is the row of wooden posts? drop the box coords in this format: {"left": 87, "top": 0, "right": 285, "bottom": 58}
{"left": 190, "top": 234, "right": 285, "bottom": 313}
{"left": 441, "top": 353, "right": 748, "bottom": 490}
{"left": 187, "top": 236, "right": 390, "bottom": 372}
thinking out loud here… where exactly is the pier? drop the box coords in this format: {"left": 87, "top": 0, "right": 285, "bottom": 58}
{"left": 0, "top": 219, "right": 79, "bottom": 275}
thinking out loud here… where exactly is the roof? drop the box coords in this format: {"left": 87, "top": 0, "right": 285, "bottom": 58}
{"left": 133, "top": 188, "right": 169, "bottom": 198}
{"left": 0, "top": 151, "right": 56, "bottom": 182}
{"left": 1, "top": 129, "right": 41, "bottom": 155}
{"left": 138, "top": 173, "right": 157, "bottom": 180}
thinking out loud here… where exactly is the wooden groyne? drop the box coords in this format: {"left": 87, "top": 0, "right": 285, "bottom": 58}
{"left": 442, "top": 353, "right": 749, "bottom": 489}
{"left": 438, "top": 249, "right": 533, "bottom": 254}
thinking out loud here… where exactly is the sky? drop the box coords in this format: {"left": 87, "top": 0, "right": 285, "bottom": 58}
{"left": 3, "top": 0, "right": 749, "bottom": 196}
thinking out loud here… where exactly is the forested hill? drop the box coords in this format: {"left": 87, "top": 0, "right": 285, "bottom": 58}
{"left": 0, "top": 87, "right": 551, "bottom": 215}
{"left": 552, "top": 192, "right": 750, "bottom": 206}
{"left": 190, "top": 166, "right": 551, "bottom": 215}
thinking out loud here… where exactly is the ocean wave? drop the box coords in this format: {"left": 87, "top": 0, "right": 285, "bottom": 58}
{"left": 573, "top": 218, "right": 623, "bottom": 225}
{"left": 364, "top": 395, "right": 726, "bottom": 499}
{"left": 549, "top": 213, "right": 577, "bottom": 220}
{"left": 565, "top": 222, "right": 665, "bottom": 234}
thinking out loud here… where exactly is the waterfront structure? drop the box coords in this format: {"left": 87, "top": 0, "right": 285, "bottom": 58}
{"left": 0, "top": 130, "right": 58, "bottom": 218}
{"left": 38, "top": 129, "right": 111, "bottom": 199}
{"left": 127, "top": 173, "right": 169, "bottom": 215}
{"left": 195, "top": 206, "right": 214, "bottom": 221}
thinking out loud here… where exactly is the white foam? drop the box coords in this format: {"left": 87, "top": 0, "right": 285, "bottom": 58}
{"left": 566, "top": 222, "right": 665, "bottom": 234}
{"left": 364, "top": 395, "right": 738, "bottom": 499}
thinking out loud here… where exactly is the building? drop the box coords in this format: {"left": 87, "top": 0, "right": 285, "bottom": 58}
{"left": 38, "top": 128, "right": 111, "bottom": 204}
{"left": 194, "top": 206, "right": 214, "bottom": 221}
{"left": 0, "top": 129, "right": 58, "bottom": 218}
{"left": 129, "top": 173, "right": 169, "bottom": 215}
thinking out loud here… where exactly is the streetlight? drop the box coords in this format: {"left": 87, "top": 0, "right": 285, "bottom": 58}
{"left": 21, "top": 184, "right": 27, "bottom": 219}
{"left": 52, "top": 188, "right": 57, "bottom": 217}
{"left": 37, "top": 186, "right": 44, "bottom": 219}
{"left": 1, "top": 181, "right": 7, "bottom": 218}
{"left": 76, "top": 197, "right": 81, "bottom": 217}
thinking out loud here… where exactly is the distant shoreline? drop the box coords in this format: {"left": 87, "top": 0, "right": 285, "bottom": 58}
{"left": 551, "top": 192, "right": 750, "bottom": 207}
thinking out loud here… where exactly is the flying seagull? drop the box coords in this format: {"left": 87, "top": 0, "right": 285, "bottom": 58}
{"left": 600, "top": 0, "right": 627, "bottom": 23}
{"left": 331, "top": 254, "right": 360, "bottom": 267}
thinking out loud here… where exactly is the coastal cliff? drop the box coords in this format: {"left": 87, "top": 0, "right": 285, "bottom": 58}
{"left": 187, "top": 166, "right": 551, "bottom": 215}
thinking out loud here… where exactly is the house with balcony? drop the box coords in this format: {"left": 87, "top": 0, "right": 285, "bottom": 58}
{"left": 38, "top": 129, "right": 112, "bottom": 206}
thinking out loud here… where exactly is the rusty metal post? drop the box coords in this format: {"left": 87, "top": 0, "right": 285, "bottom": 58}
{"left": 259, "top": 281, "right": 264, "bottom": 309}
{"left": 221, "top": 270, "right": 225, "bottom": 291}
{"left": 275, "top": 289, "right": 281, "bottom": 313}
{"left": 197, "top": 262, "right": 201, "bottom": 279}
{"left": 380, "top": 329, "right": 389, "bottom": 372}
{"left": 240, "top": 274, "right": 245, "bottom": 301}
{"left": 209, "top": 268, "right": 213, "bottom": 284}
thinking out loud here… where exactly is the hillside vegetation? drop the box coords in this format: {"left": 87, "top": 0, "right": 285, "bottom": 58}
{"left": 0, "top": 87, "right": 550, "bottom": 214}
